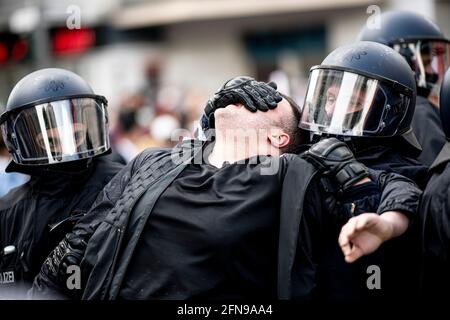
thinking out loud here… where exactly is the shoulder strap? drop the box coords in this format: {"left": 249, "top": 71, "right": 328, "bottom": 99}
{"left": 277, "top": 157, "right": 318, "bottom": 300}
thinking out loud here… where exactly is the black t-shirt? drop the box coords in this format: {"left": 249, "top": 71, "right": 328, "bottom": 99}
{"left": 119, "top": 157, "right": 286, "bottom": 299}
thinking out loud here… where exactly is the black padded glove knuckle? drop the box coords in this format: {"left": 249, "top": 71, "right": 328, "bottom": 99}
{"left": 302, "top": 138, "right": 369, "bottom": 191}
{"left": 204, "top": 100, "right": 215, "bottom": 116}
{"left": 43, "top": 235, "right": 86, "bottom": 282}
{"left": 223, "top": 76, "right": 253, "bottom": 89}
{"left": 256, "top": 83, "right": 277, "bottom": 108}
{"left": 268, "top": 81, "right": 278, "bottom": 90}
{"left": 244, "top": 85, "right": 268, "bottom": 111}
{"left": 258, "top": 85, "right": 281, "bottom": 108}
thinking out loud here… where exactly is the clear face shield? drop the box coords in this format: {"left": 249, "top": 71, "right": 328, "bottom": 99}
{"left": 393, "top": 40, "right": 450, "bottom": 102}
{"left": 300, "top": 68, "right": 411, "bottom": 137}
{"left": 1, "top": 97, "right": 109, "bottom": 165}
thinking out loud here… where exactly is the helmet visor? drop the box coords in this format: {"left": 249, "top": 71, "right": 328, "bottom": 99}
{"left": 4, "top": 98, "right": 109, "bottom": 164}
{"left": 394, "top": 40, "right": 450, "bottom": 98}
{"left": 300, "top": 69, "right": 411, "bottom": 137}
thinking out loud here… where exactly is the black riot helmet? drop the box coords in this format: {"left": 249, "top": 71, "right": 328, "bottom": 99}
{"left": 0, "top": 68, "right": 110, "bottom": 166}
{"left": 440, "top": 68, "right": 450, "bottom": 139}
{"left": 299, "top": 41, "right": 421, "bottom": 152}
{"left": 358, "top": 11, "right": 450, "bottom": 100}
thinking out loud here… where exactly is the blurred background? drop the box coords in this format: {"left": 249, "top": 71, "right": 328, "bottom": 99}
{"left": 0, "top": 0, "right": 449, "bottom": 194}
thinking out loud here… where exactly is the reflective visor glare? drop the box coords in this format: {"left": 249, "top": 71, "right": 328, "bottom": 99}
{"left": 396, "top": 41, "right": 450, "bottom": 89}
{"left": 12, "top": 98, "right": 108, "bottom": 163}
{"left": 300, "top": 69, "right": 402, "bottom": 137}
{"left": 428, "top": 42, "right": 450, "bottom": 75}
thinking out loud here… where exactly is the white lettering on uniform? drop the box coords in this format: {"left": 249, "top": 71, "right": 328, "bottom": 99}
{"left": 0, "top": 271, "right": 15, "bottom": 284}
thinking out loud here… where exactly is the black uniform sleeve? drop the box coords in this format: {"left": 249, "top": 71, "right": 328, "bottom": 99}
{"left": 28, "top": 149, "right": 160, "bottom": 299}
{"left": 368, "top": 168, "right": 422, "bottom": 220}
{"left": 420, "top": 176, "right": 450, "bottom": 295}
{"left": 412, "top": 98, "right": 446, "bottom": 166}
{"left": 288, "top": 159, "right": 421, "bottom": 300}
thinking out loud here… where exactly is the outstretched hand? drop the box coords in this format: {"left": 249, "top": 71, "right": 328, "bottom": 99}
{"left": 338, "top": 211, "right": 409, "bottom": 263}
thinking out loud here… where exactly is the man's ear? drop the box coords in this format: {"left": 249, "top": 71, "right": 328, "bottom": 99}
{"left": 267, "top": 129, "right": 290, "bottom": 149}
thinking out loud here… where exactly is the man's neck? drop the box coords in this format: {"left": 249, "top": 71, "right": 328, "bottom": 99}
{"left": 208, "top": 131, "right": 273, "bottom": 168}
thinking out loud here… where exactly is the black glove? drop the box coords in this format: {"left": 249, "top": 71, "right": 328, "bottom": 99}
{"left": 44, "top": 233, "right": 86, "bottom": 281}
{"left": 203, "top": 76, "right": 282, "bottom": 127}
{"left": 301, "top": 138, "right": 369, "bottom": 192}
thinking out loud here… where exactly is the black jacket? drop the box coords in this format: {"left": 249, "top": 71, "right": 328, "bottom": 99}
{"left": 31, "top": 142, "right": 196, "bottom": 299}
{"left": 0, "top": 157, "right": 122, "bottom": 296}
{"left": 282, "top": 140, "right": 425, "bottom": 300}
{"left": 353, "top": 144, "right": 429, "bottom": 189}
{"left": 411, "top": 96, "right": 446, "bottom": 166}
{"left": 282, "top": 166, "right": 421, "bottom": 300}
{"left": 420, "top": 141, "right": 450, "bottom": 298}
{"left": 351, "top": 143, "right": 428, "bottom": 299}
{"left": 30, "top": 140, "right": 421, "bottom": 300}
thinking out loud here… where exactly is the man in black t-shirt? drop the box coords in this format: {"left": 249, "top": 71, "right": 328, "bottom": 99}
{"left": 120, "top": 156, "right": 286, "bottom": 299}
{"left": 119, "top": 95, "right": 309, "bottom": 298}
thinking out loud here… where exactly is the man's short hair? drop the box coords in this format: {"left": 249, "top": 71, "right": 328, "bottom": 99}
{"left": 279, "top": 93, "right": 305, "bottom": 153}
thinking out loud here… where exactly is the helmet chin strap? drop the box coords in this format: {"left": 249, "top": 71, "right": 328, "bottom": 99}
{"left": 311, "top": 132, "right": 364, "bottom": 154}
{"left": 311, "top": 132, "right": 348, "bottom": 143}
{"left": 6, "top": 158, "right": 93, "bottom": 176}
{"left": 41, "top": 158, "right": 92, "bottom": 173}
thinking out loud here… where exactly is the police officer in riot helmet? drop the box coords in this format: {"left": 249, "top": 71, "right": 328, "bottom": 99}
{"left": 358, "top": 10, "right": 450, "bottom": 166}
{"left": 0, "top": 68, "right": 122, "bottom": 296}
{"left": 421, "top": 68, "right": 450, "bottom": 298}
{"left": 192, "top": 73, "right": 422, "bottom": 301}
{"left": 300, "top": 41, "right": 428, "bottom": 187}
{"left": 299, "top": 41, "right": 427, "bottom": 298}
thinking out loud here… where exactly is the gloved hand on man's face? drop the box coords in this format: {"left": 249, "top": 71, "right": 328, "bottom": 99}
{"left": 202, "top": 76, "right": 282, "bottom": 129}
